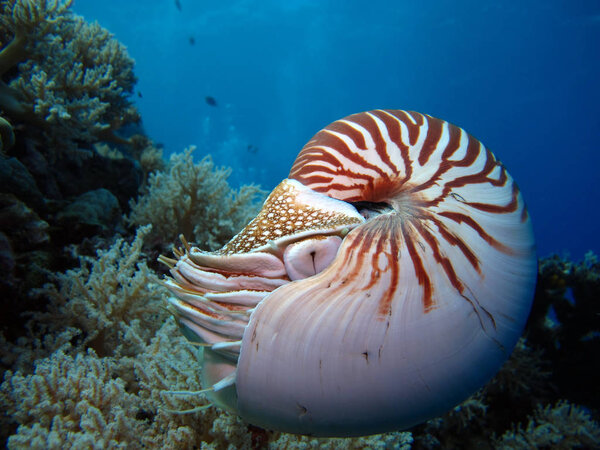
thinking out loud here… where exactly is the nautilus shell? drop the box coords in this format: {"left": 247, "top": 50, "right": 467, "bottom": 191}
{"left": 161, "top": 110, "right": 537, "bottom": 437}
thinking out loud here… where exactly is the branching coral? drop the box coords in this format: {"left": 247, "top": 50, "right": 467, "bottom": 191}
{"left": 1, "top": 322, "right": 213, "bottom": 449}
{"left": 486, "top": 337, "right": 552, "bottom": 402}
{"left": 31, "top": 225, "right": 167, "bottom": 358}
{"left": 0, "top": 0, "right": 138, "bottom": 154}
{"left": 268, "top": 430, "right": 414, "bottom": 449}
{"left": 494, "top": 400, "right": 600, "bottom": 449}
{"left": 0, "top": 227, "right": 214, "bottom": 447}
{"left": 127, "top": 147, "right": 265, "bottom": 250}
{"left": 0, "top": 1, "right": 73, "bottom": 78}
{"left": 1, "top": 349, "right": 144, "bottom": 449}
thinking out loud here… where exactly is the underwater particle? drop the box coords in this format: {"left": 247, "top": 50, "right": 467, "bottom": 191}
{"left": 205, "top": 96, "right": 217, "bottom": 106}
{"left": 188, "top": 36, "right": 195, "bottom": 45}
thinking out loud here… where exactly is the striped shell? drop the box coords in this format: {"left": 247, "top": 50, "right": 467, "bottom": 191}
{"left": 162, "top": 110, "right": 537, "bottom": 437}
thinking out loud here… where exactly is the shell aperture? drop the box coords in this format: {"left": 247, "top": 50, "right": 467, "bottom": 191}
{"left": 161, "top": 110, "right": 537, "bottom": 437}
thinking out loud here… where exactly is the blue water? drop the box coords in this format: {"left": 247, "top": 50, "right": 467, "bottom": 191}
{"left": 74, "top": 0, "right": 600, "bottom": 260}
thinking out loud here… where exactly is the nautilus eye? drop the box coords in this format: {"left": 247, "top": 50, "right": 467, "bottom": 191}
{"left": 161, "top": 110, "right": 537, "bottom": 437}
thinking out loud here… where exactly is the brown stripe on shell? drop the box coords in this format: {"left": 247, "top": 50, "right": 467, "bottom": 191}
{"left": 418, "top": 115, "right": 444, "bottom": 166}
{"left": 288, "top": 109, "right": 528, "bottom": 314}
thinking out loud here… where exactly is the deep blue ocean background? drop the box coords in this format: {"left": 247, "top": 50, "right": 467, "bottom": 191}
{"left": 73, "top": 0, "right": 599, "bottom": 260}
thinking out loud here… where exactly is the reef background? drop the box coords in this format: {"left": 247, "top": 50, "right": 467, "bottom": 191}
{"left": 0, "top": 1, "right": 598, "bottom": 449}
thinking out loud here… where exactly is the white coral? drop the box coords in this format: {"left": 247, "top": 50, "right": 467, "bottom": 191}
{"left": 2, "top": 349, "right": 143, "bottom": 449}
{"left": 494, "top": 400, "right": 600, "bottom": 449}
{"left": 127, "top": 147, "right": 265, "bottom": 250}
{"left": 0, "top": 0, "right": 137, "bottom": 153}
{"left": 33, "top": 225, "right": 167, "bottom": 357}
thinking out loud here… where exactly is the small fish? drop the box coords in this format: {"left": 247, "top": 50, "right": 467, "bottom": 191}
{"left": 205, "top": 96, "right": 217, "bottom": 107}
{"left": 189, "top": 36, "right": 195, "bottom": 46}
{"left": 247, "top": 144, "right": 258, "bottom": 154}
{"left": 137, "top": 91, "right": 143, "bottom": 98}
{"left": 175, "top": 0, "right": 182, "bottom": 11}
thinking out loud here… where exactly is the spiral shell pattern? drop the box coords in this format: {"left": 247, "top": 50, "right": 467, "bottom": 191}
{"left": 289, "top": 109, "right": 529, "bottom": 316}
{"left": 162, "top": 110, "right": 537, "bottom": 437}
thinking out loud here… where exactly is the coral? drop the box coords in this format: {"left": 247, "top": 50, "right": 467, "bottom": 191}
{"left": 1, "top": 349, "right": 144, "bottom": 449}
{"left": 55, "top": 188, "right": 121, "bottom": 238}
{"left": 268, "top": 430, "right": 414, "bottom": 449}
{"left": 412, "top": 389, "right": 489, "bottom": 449}
{"left": 486, "top": 337, "right": 552, "bottom": 402}
{"left": 31, "top": 225, "right": 168, "bottom": 358}
{"left": 93, "top": 142, "right": 125, "bottom": 160}
{"left": 0, "top": 191, "right": 51, "bottom": 335}
{"left": 0, "top": 0, "right": 138, "bottom": 154}
{"left": 0, "top": 156, "right": 44, "bottom": 210}
{"left": 0, "top": 192, "right": 48, "bottom": 250}
{"left": 138, "top": 144, "right": 166, "bottom": 178}
{"left": 494, "top": 400, "right": 600, "bottom": 449}
{"left": 127, "top": 147, "right": 265, "bottom": 250}
{"left": 411, "top": 337, "right": 556, "bottom": 449}
{"left": 0, "top": 322, "right": 211, "bottom": 449}
{"left": 0, "top": 0, "right": 144, "bottom": 339}
{"left": 528, "top": 252, "right": 600, "bottom": 409}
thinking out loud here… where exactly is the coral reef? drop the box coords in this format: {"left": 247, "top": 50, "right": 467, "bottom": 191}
{"left": 494, "top": 401, "right": 600, "bottom": 449}
{"left": 127, "top": 147, "right": 265, "bottom": 250}
{"left": 1, "top": 325, "right": 415, "bottom": 448}
{"left": 1, "top": 322, "right": 210, "bottom": 449}
{"left": 0, "top": 0, "right": 138, "bottom": 153}
{"left": 55, "top": 188, "right": 121, "bottom": 239}
{"left": 528, "top": 251, "right": 600, "bottom": 409}
{"left": 2, "top": 185, "right": 600, "bottom": 449}
{"left": 28, "top": 225, "right": 167, "bottom": 358}
{"left": 2, "top": 349, "right": 144, "bottom": 448}
{"left": 0, "top": 157, "right": 44, "bottom": 210}
{"left": 0, "top": 227, "right": 207, "bottom": 447}
{"left": 0, "top": 0, "right": 144, "bottom": 342}
{"left": 411, "top": 339, "right": 553, "bottom": 449}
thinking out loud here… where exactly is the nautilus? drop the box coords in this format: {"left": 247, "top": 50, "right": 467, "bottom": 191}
{"left": 160, "top": 110, "right": 536, "bottom": 437}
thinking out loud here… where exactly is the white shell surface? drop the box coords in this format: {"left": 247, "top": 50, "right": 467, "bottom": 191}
{"left": 237, "top": 212, "right": 536, "bottom": 436}
{"left": 235, "top": 110, "right": 536, "bottom": 436}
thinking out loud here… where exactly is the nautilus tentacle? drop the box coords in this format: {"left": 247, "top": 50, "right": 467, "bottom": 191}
{"left": 161, "top": 110, "right": 536, "bottom": 437}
